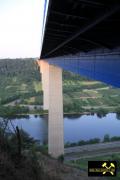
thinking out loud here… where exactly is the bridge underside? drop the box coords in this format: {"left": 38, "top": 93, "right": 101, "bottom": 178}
{"left": 41, "top": 0, "right": 120, "bottom": 59}
{"left": 38, "top": 0, "right": 120, "bottom": 158}
{"left": 45, "top": 52, "right": 120, "bottom": 88}
{"left": 40, "top": 0, "right": 120, "bottom": 88}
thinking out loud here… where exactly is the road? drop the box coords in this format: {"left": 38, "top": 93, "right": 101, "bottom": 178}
{"left": 65, "top": 141, "right": 120, "bottom": 161}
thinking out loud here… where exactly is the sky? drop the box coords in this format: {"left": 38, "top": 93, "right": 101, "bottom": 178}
{"left": 0, "top": 0, "right": 45, "bottom": 58}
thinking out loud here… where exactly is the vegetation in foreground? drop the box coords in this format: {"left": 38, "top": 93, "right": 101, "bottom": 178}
{"left": 0, "top": 58, "right": 120, "bottom": 117}
{"left": 0, "top": 118, "right": 42, "bottom": 180}
{"left": 0, "top": 119, "right": 95, "bottom": 180}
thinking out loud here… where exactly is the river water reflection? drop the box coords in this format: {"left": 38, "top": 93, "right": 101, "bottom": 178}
{"left": 5, "top": 113, "right": 120, "bottom": 144}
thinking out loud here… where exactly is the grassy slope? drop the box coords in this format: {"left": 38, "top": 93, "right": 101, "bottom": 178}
{"left": 0, "top": 58, "right": 120, "bottom": 113}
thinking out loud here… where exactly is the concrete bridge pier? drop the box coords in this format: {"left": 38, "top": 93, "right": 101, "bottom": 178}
{"left": 37, "top": 60, "right": 64, "bottom": 158}
{"left": 38, "top": 60, "right": 49, "bottom": 110}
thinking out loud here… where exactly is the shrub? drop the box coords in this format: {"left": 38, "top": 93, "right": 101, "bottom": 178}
{"left": 58, "top": 154, "right": 64, "bottom": 163}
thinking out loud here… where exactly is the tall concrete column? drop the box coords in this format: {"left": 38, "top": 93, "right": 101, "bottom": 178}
{"left": 37, "top": 60, "right": 64, "bottom": 157}
{"left": 48, "top": 64, "right": 64, "bottom": 157}
{"left": 37, "top": 60, "right": 49, "bottom": 110}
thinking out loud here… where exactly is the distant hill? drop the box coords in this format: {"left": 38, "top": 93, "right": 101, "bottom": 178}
{"left": 0, "top": 58, "right": 41, "bottom": 105}
{"left": 0, "top": 58, "right": 120, "bottom": 114}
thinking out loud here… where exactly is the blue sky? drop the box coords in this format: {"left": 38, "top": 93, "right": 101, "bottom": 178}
{"left": 0, "top": 0, "right": 45, "bottom": 58}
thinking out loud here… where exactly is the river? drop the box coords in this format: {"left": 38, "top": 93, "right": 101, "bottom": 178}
{"left": 3, "top": 113, "right": 120, "bottom": 144}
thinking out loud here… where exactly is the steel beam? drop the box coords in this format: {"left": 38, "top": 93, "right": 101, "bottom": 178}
{"left": 44, "top": 4, "right": 120, "bottom": 58}
{"left": 51, "top": 10, "right": 88, "bottom": 20}
{"left": 78, "top": 37, "right": 112, "bottom": 49}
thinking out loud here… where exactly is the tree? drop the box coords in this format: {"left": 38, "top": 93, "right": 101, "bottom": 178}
{"left": 103, "top": 134, "right": 110, "bottom": 142}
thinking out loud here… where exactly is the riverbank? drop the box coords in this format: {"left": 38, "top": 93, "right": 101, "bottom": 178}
{"left": 65, "top": 141, "right": 120, "bottom": 159}
{"left": 1, "top": 104, "right": 120, "bottom": 119}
